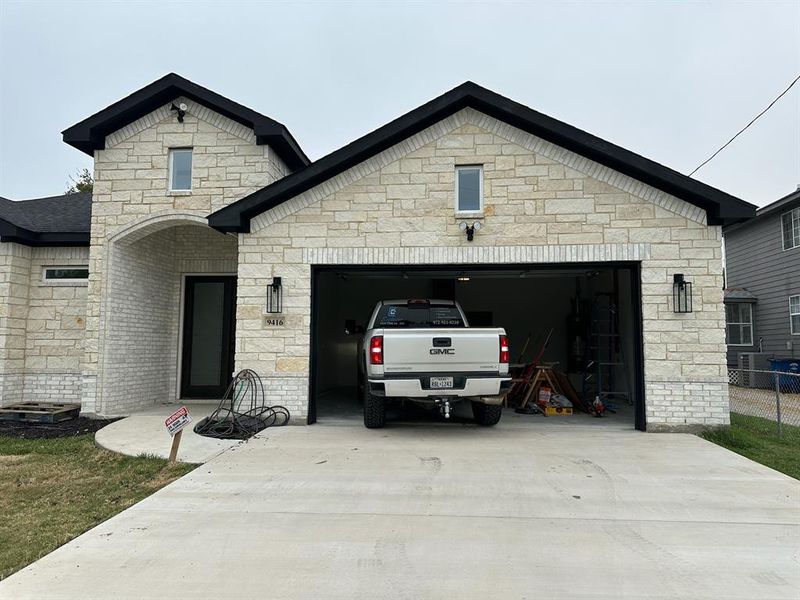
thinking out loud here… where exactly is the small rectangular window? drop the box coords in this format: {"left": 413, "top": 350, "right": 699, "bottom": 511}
{"left": 455, "top": 166, "right": 483, "bottom": 214}
{"left": 782, "top": 208, "right": 800, "bottom": 250}
{"left": 43, "top": 266, "right": 89, "bottom": 283}
{"left": 169, "top": 148, "right": 193, "bottom": 191}
{"left": 725, "top": 303, "right": 753, "bottom": 346}
{"left": 790, "top": 295, "right": 800, "bottom": 335}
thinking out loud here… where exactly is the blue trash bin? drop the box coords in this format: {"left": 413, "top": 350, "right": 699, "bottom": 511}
{"left": 769, "top": 358, "right": 800, "bottom": 392}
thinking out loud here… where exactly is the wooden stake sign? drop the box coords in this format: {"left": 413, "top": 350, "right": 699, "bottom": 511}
{"left": 165, "top": 406, "right": 192, "bottom": 463}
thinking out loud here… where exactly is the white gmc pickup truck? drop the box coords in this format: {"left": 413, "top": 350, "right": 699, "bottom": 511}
{"left": 359, "top": 299, "right": 512, "bottom": 428}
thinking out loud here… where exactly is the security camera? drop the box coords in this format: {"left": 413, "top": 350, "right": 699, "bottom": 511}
{"left": 178, "top": 102, "right": 188, "bottom": 111}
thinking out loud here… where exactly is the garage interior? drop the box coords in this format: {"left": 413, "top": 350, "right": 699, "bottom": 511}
{"left": 309, "top": 263, "right": 645, "bottom": 429}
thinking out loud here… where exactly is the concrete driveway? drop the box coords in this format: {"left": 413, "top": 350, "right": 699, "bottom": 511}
{"left": 2, "top": 415, "right": 798, "bottom": 599}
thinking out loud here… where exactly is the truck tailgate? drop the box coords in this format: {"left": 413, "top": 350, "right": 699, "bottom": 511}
{"left": 380, "top": 328, "right": 503, "bottom": 374}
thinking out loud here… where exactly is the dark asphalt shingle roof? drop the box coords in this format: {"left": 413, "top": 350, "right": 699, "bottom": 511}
{"left": 0, "top": 192, "right": 91, "bottom": 245}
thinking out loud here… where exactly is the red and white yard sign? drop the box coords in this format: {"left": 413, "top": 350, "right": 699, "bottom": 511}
{"left": 165, "top": 406, "right": 192, "bottom": 437}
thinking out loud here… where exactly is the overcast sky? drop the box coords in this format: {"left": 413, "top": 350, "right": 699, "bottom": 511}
{"left": 1, "top": 1, "right": 798, "bottom": 207}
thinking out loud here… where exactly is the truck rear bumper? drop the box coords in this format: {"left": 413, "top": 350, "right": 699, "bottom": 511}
{"left": 369, "top": 376, "right": 512, "bottom": 399}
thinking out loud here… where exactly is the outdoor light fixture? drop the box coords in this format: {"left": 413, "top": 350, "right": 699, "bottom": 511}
{"left": 267, "top": 276, "right": 283, "bottom": 314}
{"left": 170, "top": 102, "right": 188, "bottom": 123}
{"left": 673, "top": 273, "right": 693, "bottom": 313}
{"left": 459, "top": 221, "right": 481, "bottom": 242}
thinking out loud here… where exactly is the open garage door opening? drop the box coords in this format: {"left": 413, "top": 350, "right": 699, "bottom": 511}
{"left": 309, "top": 263, "right": 645, "bottom": 430}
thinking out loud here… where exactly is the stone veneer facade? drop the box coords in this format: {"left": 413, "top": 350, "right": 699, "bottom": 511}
{"left": 236, "top": 108, "right": 729, "bottom": 430}
{"left": 2, "top": 101, "right": 730, "bottom": 431}
{"left": 81, "top": 98, "right": 287, "bottom": 415}
{"left": 0, "top": 244, "right": 88, "bottom": 405}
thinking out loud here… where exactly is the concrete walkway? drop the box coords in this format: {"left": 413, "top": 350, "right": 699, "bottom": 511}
{"left": 95, "top": 403, "right": 239, "bottom": 463}
{"left": 2, "top": 416, "right": 798, "bottom": 599}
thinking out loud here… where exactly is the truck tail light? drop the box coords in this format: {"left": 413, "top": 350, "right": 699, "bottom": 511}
{"left": 499, "top": 335, "right": 510, "bottom": 364}
{"left": 370, "top": 335, "right": 384, "bottom": 365}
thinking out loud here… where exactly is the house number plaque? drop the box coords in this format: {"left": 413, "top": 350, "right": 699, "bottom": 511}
{"left": 264, "top": 317, "right": 285, "bottom": 327}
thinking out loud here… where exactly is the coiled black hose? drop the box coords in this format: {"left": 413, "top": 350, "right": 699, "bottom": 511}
{"left": 193, "top": 369, "right": 290, "bottom": 439}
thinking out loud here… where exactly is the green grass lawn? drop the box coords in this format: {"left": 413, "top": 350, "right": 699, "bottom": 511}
{"left": 0, "top": 434, "right": 195, "bottom": 580}
{"left": 701, "top": 413, "right": 800, "bottom": 480}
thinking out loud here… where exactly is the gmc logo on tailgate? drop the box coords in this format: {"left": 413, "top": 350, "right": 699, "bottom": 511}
{"left": 430, "top": 348, "right": 455, "bottom": 355}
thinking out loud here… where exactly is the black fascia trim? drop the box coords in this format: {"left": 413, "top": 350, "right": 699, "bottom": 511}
{"left": 0, "top": 219, "right": 89, "bottom": 247}
{"left": 62, "top": 73, "right": 309, "bottom": 171}
{"left": 208, "top": 81, "right": 756, "bottom": 232}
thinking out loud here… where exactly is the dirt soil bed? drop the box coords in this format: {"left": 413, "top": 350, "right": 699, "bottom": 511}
{"left": 0, "top": 417, "right": 119, "bottom": 439}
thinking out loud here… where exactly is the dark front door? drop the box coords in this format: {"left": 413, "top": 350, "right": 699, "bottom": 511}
{"left": 181, "top": 276, "right": 236, "bottom": 398}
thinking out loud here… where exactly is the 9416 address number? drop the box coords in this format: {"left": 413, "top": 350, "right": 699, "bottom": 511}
{"left": 264, "top": 317, "right": 285, "bottom": 326}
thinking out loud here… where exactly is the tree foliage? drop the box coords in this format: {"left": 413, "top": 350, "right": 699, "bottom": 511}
{"left": 65, "top": 168, "right": 93, "bottom": 194}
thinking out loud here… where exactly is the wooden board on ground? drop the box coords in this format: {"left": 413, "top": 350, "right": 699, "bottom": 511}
{"left": 0, "top": 402, "right": 81, "bottom": 423}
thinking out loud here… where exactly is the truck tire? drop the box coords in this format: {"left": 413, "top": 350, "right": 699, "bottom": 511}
{"left": 363, "top": 386, "right": 386, "bottom": 429}
{"left": 472, "top": 401, "right": 502, "bottom": 426}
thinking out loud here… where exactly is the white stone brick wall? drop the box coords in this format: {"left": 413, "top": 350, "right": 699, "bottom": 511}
{"left": 84, "top": 101, "right": 286, "bottom": 415}
{"left": 0, "top": 243, "right": 89, "bottom": 407}
{"left": 0, "top": 242, "right": 31, "bottom": 405}
{"left": 237, "top": 109, "right": 728, "bottom": 430}
{"left": 98, "top": 224, "right": 237, "bottom": 416}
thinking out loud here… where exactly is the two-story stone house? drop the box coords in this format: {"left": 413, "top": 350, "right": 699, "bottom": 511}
{"left": 0, "top": 74, "right": 757, "bottom": 430}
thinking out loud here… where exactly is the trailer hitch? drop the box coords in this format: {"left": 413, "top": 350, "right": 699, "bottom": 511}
{"left": 435, "top": 398, "right": 451, "bottom": 419}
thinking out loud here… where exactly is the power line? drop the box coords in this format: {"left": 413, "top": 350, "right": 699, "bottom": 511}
{"left": 689, "top": 73, "right": 800, "bottom": 177}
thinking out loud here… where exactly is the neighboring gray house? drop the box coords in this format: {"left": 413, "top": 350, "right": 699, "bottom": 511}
{"left": 0, "top": 74, "right": 758, "bottom": 431}
{"left": 723, "top": 188, "right": 800, "bottom": 367}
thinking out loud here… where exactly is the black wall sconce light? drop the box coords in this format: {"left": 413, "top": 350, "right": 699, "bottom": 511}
{"left": 459, "top": 221, "right": 481, "bottom": 242}
{"left": 170, "top": 102, "right": 188, "bottom": 123}
{"left": 267, "top": 277, "right": 283, "bottom": 314}
{"left": 673, "top": 273, "right": 692, "bottom": 313}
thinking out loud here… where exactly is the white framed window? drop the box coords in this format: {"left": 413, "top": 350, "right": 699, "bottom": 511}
{"left": 455, "top": 165, "right": 483, "bottom": 215}
{"left": 725, "top": 303, "right": 753, "bottom": 346}
{"left": 782, "top": 207, "right": 800, "bottom": 250}
{"left": 42, "top": 266, "right": 89, "bottom": 284}
{"left": 169, "top": 148, "right": 193, "bottom": 191}
{"left": 790, "top": 295, "right": 800, "bottom": 335}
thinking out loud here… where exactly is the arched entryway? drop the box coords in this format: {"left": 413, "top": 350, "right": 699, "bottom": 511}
{"left": 98, "top": 214, "right": 238, "bottom": 415}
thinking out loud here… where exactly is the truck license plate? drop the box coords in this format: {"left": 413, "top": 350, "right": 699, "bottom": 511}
{"left": 430, "top": 377, "right": 453, "bottom": 389}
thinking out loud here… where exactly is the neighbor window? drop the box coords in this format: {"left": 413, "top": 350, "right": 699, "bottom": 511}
{"left": 169, "top": 148, "right": 193, "bottom": 191}
{"left": 43, "top": 266, "right": 89, "bottom": 283}
{"left": 782, "top": 208, "right": 800, "bottom": 250}
{"left": 790, "top": 295, "right": 800, "bottom": 335}
{"left": 455, "top": 165, "right": 483, "bottom": 213}
{"left": 725, "top": 303, "right": 753, "bottom": 346}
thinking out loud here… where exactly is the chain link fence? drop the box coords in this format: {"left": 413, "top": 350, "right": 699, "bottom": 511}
{"left": 728, "top": 368, "right": 800, "bottom": 439}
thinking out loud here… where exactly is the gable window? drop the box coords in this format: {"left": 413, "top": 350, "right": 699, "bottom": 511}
{"left": 725, "top": 303, "right": 753, "bottom": 346}
{"left": 790, "top": 295, "right": 800, "bottom": 335}
{"left": 455, "top": 165, "right": 483, "bottom": 214}
{"left": 169, "top": 148, "right": 193, "bottom": 191}
{"left": 782, "top": 207, "right": 800, "bottom": 250}
{"left": 43, "top": 266, "right": 89, "bottom": 283}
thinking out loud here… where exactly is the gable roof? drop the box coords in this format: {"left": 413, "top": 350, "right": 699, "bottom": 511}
{"left": 208, "top": 81, "right": 756, "bottom": 233}
{"left": 0, "top": 192, "right": 91, "bottom": 246}
{"left": 62, "top": 73, "right": 310, "bottom": 171}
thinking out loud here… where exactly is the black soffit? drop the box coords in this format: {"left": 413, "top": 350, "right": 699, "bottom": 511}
{"left": 208, "top": 81, "right": 756, "bottom": 232}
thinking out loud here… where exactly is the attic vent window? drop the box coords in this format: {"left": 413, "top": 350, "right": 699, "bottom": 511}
{"left": 455, "top": 166, "right": 483, "bottom": 215}
{"left": 169, "top": 148, "right": 193, "bottom": 191}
